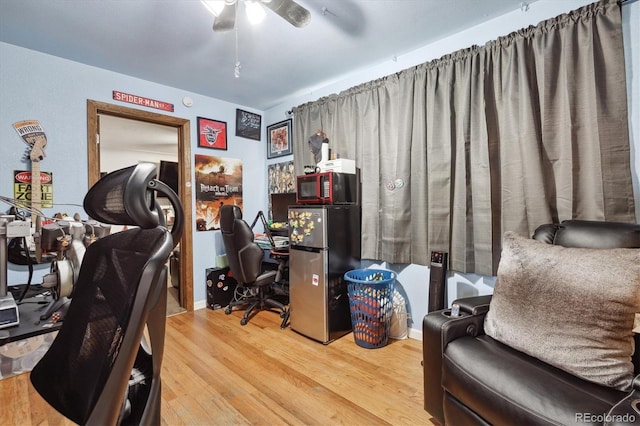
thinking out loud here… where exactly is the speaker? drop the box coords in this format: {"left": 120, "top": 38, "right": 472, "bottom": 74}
{"left": 428, "top": 251, "right": 448, "bottom": 312}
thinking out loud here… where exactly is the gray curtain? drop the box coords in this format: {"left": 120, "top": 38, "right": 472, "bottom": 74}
{"left": 292, "top": 0, "right": 634, "bottom": 275}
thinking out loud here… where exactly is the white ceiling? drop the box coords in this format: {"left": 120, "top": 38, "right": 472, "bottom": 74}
{"left": 0, "top": 0, "right": 536, "bottom": 111}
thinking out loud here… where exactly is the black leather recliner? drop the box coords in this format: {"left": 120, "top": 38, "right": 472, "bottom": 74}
{"left": 423, "top": 220, "right": 640, "bottom": 425}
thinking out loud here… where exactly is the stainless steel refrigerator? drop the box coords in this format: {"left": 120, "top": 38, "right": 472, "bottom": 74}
{"left": 288, "top": 205, "right": 361, "bottom": 344}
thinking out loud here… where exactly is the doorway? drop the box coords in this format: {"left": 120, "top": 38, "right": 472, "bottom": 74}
{"left": 86, "top": 100, "right": 194, "bottom": 312}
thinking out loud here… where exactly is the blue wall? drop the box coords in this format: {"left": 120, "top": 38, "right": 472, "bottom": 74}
{"left": 0, "top": 41, "right": 267, "bottom": 304}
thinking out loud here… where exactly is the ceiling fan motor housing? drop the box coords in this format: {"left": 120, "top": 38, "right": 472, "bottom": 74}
{"left": 208, "top": 0, "right": 310, "bottom": 32}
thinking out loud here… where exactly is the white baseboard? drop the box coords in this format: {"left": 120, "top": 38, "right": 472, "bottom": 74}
{"left": 194, "top": 299, "right": 207, "bottom": 310}
{"left": 408, "top": 327, "right": 422, "bottom": 341}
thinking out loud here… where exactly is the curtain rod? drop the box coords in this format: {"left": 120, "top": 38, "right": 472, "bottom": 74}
{"left": 290, "top": 0, "right": 634, "bottom": 117}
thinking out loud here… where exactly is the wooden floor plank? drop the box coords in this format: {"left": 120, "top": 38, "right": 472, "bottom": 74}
{"left": 0, "top": 307, "right": 438, "bottom": 425}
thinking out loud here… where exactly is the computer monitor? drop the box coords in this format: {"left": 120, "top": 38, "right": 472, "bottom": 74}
{"left": 270, "top": 192, "right": 297, "bottom": 222}
{"left": 157, "top": 160, "right": 179, "bottom": 197}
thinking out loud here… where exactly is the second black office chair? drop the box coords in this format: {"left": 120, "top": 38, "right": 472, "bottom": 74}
{"left": 220, "top": 205, "right": 289, "bottom": 328}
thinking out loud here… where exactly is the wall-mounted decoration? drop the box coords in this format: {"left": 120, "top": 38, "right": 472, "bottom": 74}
{"left": 235, "top": 109, "right": 261, "bottom": 141}
{"left": 197, "top": 117, "right": 227, "bottom": 150}
{"left": 194, "top": 154, "right": 243, "bottom": 231}
{"left": 267, "top": 119, "right": 292, "bottom": 159}
{"left": 14, "top": 170, "right": 53, "bottom": 208}
{"left": 13, "top": 119, "right": 49, "bottom": 262}
{"left": 112, "top": 90, "right": 174, "bottom": 112}
{"left": 268, "top": 160, "right": 295, "bottom": 194}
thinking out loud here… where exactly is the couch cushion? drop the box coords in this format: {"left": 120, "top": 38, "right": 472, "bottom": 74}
{"left": 443, "top": 335, "right": 626, "bottom": 425}
{"left": 484, "top": 232, "right": 640, "bottom": 391}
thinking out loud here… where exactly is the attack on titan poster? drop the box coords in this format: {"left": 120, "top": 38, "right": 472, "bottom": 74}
{"left": 194, "top": 154, "right": 242, "bottom": 231}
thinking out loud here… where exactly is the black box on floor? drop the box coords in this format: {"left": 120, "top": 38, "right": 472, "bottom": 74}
{"left": 206, "top": 267, "right": 238, "bottom": 310}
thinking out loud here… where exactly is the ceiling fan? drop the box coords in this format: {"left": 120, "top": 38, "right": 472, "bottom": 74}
{"left": 202, "top": 0, "right": 311, "bottom": 32}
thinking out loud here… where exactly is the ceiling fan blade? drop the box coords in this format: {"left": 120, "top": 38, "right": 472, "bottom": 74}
{"left": 213, "top": 2, "right": 237, "bottom": 32}
{"left": 262, "top": 0, "right": 310, "bottom": 28}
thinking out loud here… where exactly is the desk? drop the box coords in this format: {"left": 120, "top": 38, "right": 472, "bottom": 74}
{"left": 268, "top": 226, "right": 289, "bottom": 238}
{"left": 0, "top": 296, "right": 62, "bottom": 379}
{"left": 0, "top": 296, "right": 62, "bottom": 346}
{"left": 262, "top": 247, "right": 287, "bottom": 266}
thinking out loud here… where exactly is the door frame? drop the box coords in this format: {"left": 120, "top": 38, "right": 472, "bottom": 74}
{"left": 86, "top": 99, "right": 194, "bottom": 312}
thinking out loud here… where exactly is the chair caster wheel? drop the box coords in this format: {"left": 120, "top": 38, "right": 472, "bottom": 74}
{"left": 240, "top": 318, "right": 248, "bottom": 326}
{"left": 280, "top": 311, "right": 286, "bottom": 318}
{"left": 225, "top": 307, "right": 232, "bottom": 315}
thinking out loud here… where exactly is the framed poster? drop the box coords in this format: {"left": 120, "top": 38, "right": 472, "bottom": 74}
{"left": 267, "top": 160, "right": 295, "bottom": 194}
{"left": 194, "top": 154, "right": 243, "bottom": 231}
{"left": 197, "top": 117, "right": 227, "bottom": 150}
{"left": 235, "top": 109, "right": 261, "bottom": 141}
{"left": 267, "top": 119, "right": 292, "bottom": 159}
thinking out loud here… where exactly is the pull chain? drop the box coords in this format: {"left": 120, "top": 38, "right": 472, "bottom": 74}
{"left": 234, "top": 19, "right": 241, "bottom": 78}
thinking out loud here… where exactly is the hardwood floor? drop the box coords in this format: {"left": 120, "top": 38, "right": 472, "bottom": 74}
{"left": 0, "top": 308, "right": 437, "bottom": 425}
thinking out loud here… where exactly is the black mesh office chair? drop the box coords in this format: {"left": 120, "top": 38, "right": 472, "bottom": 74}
{"left": 30, "top": 162, "right": 183, "bottom": 425}
{"left": 220, "top": 205, "right": 289, "bottom": 328}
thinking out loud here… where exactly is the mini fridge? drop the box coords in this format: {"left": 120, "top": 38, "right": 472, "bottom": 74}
{"left": 288, "top": 205, "right": 361, "bottom": 344}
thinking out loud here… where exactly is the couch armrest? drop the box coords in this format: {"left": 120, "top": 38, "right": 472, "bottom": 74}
{"left": 423, "top": 308, "right": 487, "bottom": 424}
{"left": 605, "top": 374, "right": 640, "bottom": 425}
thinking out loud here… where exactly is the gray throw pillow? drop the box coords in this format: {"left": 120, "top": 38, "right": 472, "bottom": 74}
{"left": 484, "top": 232, "right": 640, "bottom": 391}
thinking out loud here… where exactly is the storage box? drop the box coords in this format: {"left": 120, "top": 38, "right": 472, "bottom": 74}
{"left": 1, "top": 332, "right": 58, "bottom": 380}
{"left": 318, "top": 159, "right": 356, "bottom": 174}
{"left": 206, "top": 267, "right": 238, "bottom": 310}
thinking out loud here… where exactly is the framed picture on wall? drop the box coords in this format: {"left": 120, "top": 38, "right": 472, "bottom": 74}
{"left": 197, "top": 117, "right": 227, "bottom": 150}
{"left": 235, "top": 109, "right": 261, "bottom": 141}
{"left": 267, "top": 119, "right": 292, "bottom": 159}
{"left": 194, "top": 154, "right": 243, "bottom": 231}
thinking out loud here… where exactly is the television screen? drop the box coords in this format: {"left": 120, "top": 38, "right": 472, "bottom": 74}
{"left": 270, "top": 192, "right": 297, "bottom": 222}
{"left": 158, "top": 160, "right": 179, "bottom": 196}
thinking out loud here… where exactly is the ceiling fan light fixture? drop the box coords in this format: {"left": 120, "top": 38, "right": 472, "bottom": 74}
{"left": 245, "top": 0, "right": 266, "bottom": 25}
{"left": 201, "top": 0, "right": 226, "bottom": 16}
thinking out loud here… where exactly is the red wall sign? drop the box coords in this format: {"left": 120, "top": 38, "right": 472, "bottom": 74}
{"left": 112, "top": 90, "right": 174, "bottom": 112}
{"left": 15, "top": 171, "right": 52, "bottom": 184}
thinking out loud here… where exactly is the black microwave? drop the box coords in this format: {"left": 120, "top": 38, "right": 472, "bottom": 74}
{"left": 296, "top": 172, "right": 358, "bottom": 204}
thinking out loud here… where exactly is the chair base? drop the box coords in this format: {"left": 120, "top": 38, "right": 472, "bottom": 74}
{"left": 225, "top": 285, "right": 289, "bottom": 329}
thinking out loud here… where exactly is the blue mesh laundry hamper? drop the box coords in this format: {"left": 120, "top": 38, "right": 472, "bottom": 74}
{"left": 344, "top": 269, "right": 396, "bottom": 349}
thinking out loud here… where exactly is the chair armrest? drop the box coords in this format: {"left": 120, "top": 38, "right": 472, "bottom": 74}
{"left": 423, "top": 308, "right": 487, "bottom": 424}
{"left": 453, "top": 295, "right": 492, "bottom": 316}
{"left": 605, "top": 374, "right": 640, "bottom": 425}
{"left": 255, "top": 270, "right": 277, "bottom": 287}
